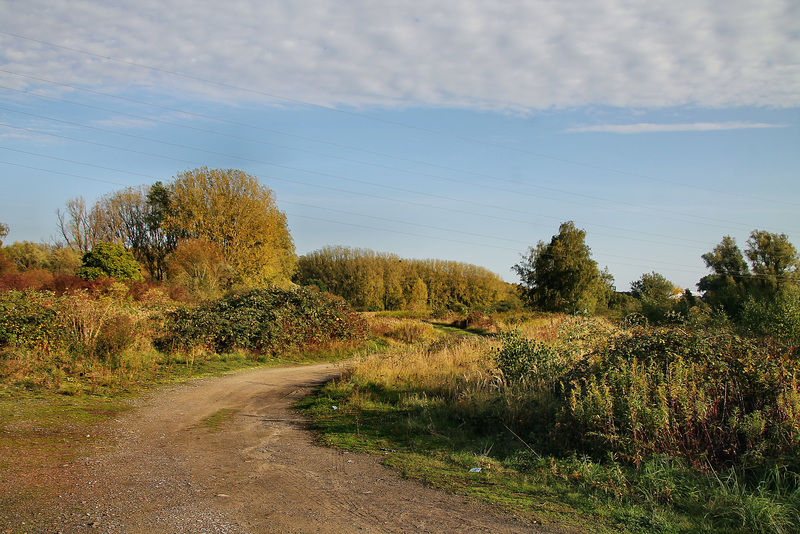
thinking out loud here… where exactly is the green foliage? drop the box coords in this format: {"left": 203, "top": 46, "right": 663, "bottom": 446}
{"left": 701, "top": 232, "right": 800, "bottom": 321}
{"left": 746, "top": 231, "right": 800, "bottom": 288}
{"left": 489, "top": 316, "right": 800, "bottom": 468}
{"left": 77, "top": 242, "right": 144, "bottom": 282}
{"left": 493, "top": 331, "right": 558, "bottom": 381}
{"left": 630, "top": 271, "right": 679, "bottom": 323}
{"left": 156, "top": 287, "right": 369, "bottom": 355}
{"left": 522, "top": 324, "right": 799, "bottom": 468}
{"left": 740, "top": 284, "right": 800, "bottom": 345}
{"left": 513, "top": 221, "right": 612, "bottom": 314}
{"left": 0, "top": 291, "right": 64, "bottom": 352}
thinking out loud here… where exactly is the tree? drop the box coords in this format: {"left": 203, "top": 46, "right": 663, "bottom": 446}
{"left": 57, "top": 197, "right": 104, "bottom": 253}
{"left": 698, "top": 236, "right": 750, "bottom": 316}
{"left": 165, "top": 168, "right": 296, "bottom": 288}
{"left": 3, "top": 241, "right": 50, "bottom": 271}
{"left": 143, "top": 181, "right": 179, "bottom": 280}
{"left": 746, "top": 230, "right": 799, "bottom": 291}
{"left": 294, "top": 246, "right": 509, "bottom": 311}
{"left": 700, "top": 231, "right": 800, "bottom": 318}
{"left": 631, "top": 271, "right": 676, "bottom": 301}
{"left": 409, "top": 278, "right": 429, "bottom": 312}
{"left": 513, "top": 221, "right": 608, "bottom": 313}
{"left": 93, "top": 183, "right": 178, "bottom": 280}
{"left": 77, "top": 242, "right": 144, "bottom": 281}
{"left": 631, "top": 271, "right": 678, "bottom": 323}
{"left": 702, "top": 236, "right": 750, "bottom": 277}
{"left": 0, "top": 222, "right": 8, "bottom": 247}
{"left": 166, "top": 238, "right": 232, "bottom": 299}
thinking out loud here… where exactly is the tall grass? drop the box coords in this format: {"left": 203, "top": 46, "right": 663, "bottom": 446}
{"left": 307, "top": 313, "right": 800, "bottom": 533}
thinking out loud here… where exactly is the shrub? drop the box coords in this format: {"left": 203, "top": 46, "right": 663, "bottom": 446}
{"left": 561, "top": 326, "right": 799, "bottom": 466}
{"left": 493, "top": 331, "right": 558, "bottom": 381}
{"left": 0, "top": 291, "right": 65, "bottom": 352}
{"left": 77, "top": 242, "right": 144, "bottom": 282}
{"left": 156, "top": 287, "right": 368, "bottom": 355}
{"left": 740, "top": 285, "right": 800, "bottom": 345}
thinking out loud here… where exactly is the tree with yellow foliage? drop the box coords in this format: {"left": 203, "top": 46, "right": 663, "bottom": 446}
{"left": 166, "top": 168, "right": 296, "bottom": 288}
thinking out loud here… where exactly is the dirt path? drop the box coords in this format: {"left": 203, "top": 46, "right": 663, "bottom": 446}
{"left": 11, "top": 363, "right": 567, "bottom": 533}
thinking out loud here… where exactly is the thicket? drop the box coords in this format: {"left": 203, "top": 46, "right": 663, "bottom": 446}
{"left": 294, "top": 245, "right": 519, "bottom": 312}
{"left": 0, "top": 284, "right": 368, "bottom": 395}
{"left": 494, "top": 320, "right": 799, "bottom": 468}
{"left": 310, "top": 314, "right": 800, "bottom": 533}
{"left": 0, "top": 287, "right": 166, "bottom": 394}
{"left": 155, "top": 287, "right": 369, "bottom": 356}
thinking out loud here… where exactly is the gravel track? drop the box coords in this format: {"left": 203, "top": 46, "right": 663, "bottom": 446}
{"left": 5, "top": 363, "right": 569, "bottom": 533}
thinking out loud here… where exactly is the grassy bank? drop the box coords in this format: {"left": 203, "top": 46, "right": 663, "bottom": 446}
{"left": 299, "top": 314, "right": 800, "bottom": 534}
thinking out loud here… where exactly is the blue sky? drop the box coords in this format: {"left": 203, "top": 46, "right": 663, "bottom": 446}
{"left": 1, "top": 0, "right": 798, "bottom": 291}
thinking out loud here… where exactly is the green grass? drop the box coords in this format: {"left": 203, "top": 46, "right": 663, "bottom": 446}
{"left": 297, "top": 381, "right": 618, "bottom": 532}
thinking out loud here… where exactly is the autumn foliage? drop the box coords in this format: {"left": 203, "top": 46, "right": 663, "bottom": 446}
{"left": 294, "top": 245, "right": 518, "bottom": 312}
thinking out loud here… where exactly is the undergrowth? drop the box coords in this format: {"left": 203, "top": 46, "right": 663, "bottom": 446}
{"left": 300, "top": 314, "right": 800, "bottom": 534}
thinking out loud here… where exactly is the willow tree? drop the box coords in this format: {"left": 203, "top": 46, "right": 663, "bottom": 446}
{"left": 165, "top": 168, "right": 296, "bottom": 287}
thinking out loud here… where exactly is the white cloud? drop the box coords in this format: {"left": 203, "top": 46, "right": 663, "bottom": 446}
{"left": 566, "top": 122, "right": 788, "bottom": 133}
{"left": 1, "top": 0, "right": 799, "bottom": 111}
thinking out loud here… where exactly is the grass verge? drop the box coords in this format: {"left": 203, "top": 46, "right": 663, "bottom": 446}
{"left": 298, "top": 317, "right": 800, "bottom": 534}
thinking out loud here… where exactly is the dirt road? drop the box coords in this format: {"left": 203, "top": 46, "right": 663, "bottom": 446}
{"left": 10, "top": 363, "right": 564, "bottom": 533}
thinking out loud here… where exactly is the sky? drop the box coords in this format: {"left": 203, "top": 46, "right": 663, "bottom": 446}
{"left": 0, "top": 0, "right": 798, "bottom": 291}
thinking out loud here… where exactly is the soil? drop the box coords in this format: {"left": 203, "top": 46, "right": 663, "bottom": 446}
{"left": 2, "top": 363, "right": 575, "bottom": 533}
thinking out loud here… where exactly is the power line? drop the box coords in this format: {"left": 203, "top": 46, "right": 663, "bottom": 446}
{"left": 1, "top": 78, "right": 784, "bottom": 234}
{"left": 0, "top": 159, "right": 720, "bottom": 277}
{"left": 0, "top": 107, "right": 723, "bottom": 248}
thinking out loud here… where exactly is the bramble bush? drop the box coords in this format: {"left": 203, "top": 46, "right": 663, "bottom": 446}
{"left": 155, "top": 287, "right": 369, "bottom": 356}
{"left": 492, "top": 319, "right": 800, "bottom": 468}
{"left": 0, "top": 290, "right": 64, "bottom": 353}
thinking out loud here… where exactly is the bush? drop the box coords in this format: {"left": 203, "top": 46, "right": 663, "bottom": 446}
{"left": 0, "top": 291, "right": 65, "bottom": 352}
{"left": 513, "top": 323, "right": 800, "bottom": 467}
{"left": 740, "top": 285, "right": 800, "bottom": 345}
{"left": 156, "top": 287, "right": 369, "bottom": 355}
{"left": 77, "top": 242, "right": 144, "bottom": 282}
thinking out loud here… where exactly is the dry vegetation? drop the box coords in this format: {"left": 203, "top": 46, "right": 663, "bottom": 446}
{"left": 304, "top": 313, "right": 800, "bottom": 534}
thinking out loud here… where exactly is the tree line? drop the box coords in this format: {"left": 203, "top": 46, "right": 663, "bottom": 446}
{"left": 2, "top": 169, "right": 797, "bottom": 323}
{"left": 294, "top": 245, "right": 517, "bottom": 312}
